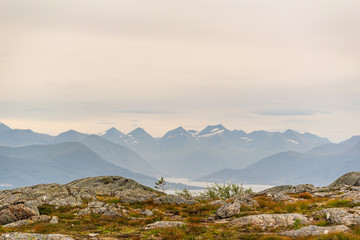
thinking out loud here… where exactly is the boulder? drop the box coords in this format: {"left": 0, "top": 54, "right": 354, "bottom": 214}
{"left": 209, "top": 200, "right": 225, "bottom": 206}
{"left": 272, "top": 193, "right": 292, "bottom": 202}
{"left": 115, "top": 189, "right": 159, "bottom": 203}
{"left": 78, "top": 208, "right": 91, "bottom": 216}
{"left": 329, "top": 172, "right": 360, "bottom": 188}
{"left": 337, "top": 191, "right": 360, "bottom": 203}
{"left": 0, "top": 233, "right": 74, "bottom": 240}
{"left": 232, "top": 193, "right": 259, "bottom": 207}
{"left": 291, "top": 184, "right": 317, "bottom": 194}
{"left": 88, "top": 201, "right": 106, "bottom": 208}
{"left": 3, "top": 220, "right": 30, "bottom": 228}
{"left": 280, "top": 225, "right": 349, "bottom": 237}
{"left": 144, "top": 221, "right": 185, "bottom": 229}
{"left": 0, "top": 176, "right": 158, "bottom": 210}
{"left": 312, "top": 192, "right": 336, "bottom": 198}
{"left": 231, "top": 213, "right": 310, "bottom": 227}
{"left": 0, "top": 176, "right": 161, "bottom": 225}
{"left": 256, "top": 184, "right": 316, "bottom": 196}
{"left": 84, "top": 201, "right": 121, "bottom": 217}
{"left": 141, "top": 209, "right": 154, "bottom": 216}
{"left": 215, "top": 193, "right": 259, "bottom": 219}
{"left": 49, "top": 216, "right": 59, "bottom": 224}
{"left": 3, "top": 215, "right": 52, "bottom": 228}
{"left": 313, "top": 208, "right": 360, "bottom": 225}
{"left": 256, "top": 185, "right": 293, "bottom": 196}
{"left": 0, "top": 203, "right": 38, "bottom": 225}
{"left": 0, "top": 183, "right": 87, "bottom": 210}
{"left": 67, "top": 176, "right": 158, "bottom": 203}
{"left": 216, "top": 201, "right": 241, "bottom": 218}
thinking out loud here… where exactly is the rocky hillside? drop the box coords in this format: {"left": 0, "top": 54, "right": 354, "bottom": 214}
{"left": 2, "top": 173, "right": 360, "bottom": 239}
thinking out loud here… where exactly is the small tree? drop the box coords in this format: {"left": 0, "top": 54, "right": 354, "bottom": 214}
{"left": 154, "top": 176, "right": 167, "bottom": 192}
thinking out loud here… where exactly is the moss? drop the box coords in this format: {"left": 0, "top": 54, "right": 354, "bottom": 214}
{"left": 326, "top": 199, "right": 352, "bottom": 208}
{"left": 38, "top": 204, "right": 56, "bottom": 215}
{"left": 100, "top": 176, "right": 113, "bottom": 184}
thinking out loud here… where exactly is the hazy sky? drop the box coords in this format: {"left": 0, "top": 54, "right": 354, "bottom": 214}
{"left": 1, "top": 0, "right": 359, "bottom": 142}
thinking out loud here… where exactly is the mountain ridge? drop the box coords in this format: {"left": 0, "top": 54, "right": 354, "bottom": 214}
{"left": 0, "top": 122, "right": 338, "bottom": 178}
{"left": 197, "top": 137, "right": 360, "bottom": 186}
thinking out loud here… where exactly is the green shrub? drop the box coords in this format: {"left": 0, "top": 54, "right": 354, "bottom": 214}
{"left": 293, "top": 219, "right": 302, "bottom": 229}
{"left": 38, "top": 204, "right": 56, "bottom": 215}
{"left": 316, "top": 220, "right": 330, "bottom": 226}
{"left": 175, "top": 188, "right": 193, "bottom": 199}
{"left": 326, "top": 199, "right": 352, "bottom": 208}
{"left": 101, "top": 177, "right": 113, "bottom": 184}
{"left": 106, "top": 198, "right": 121, "bottom": 204}
{"left": 201, "top": 183, "right": 252, "bottom": 200}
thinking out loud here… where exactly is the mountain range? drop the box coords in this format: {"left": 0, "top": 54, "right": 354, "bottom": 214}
{"left": 197, "top": 136, "right": 360, "bottom": 186}
{"left": 99, "top": 124, "right": 330, "bottom": 177}
{"left": 0, "top": 142, "right": 157, "bottom": 188}
{"left": 0, "top": 121, "right": 358, "bottom": 187}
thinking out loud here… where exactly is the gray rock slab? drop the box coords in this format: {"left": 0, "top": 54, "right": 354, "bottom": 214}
{"left": 231, "top": 213, "right": 310, "bottom": 227}
{"left": 281, "top": 225, "right": 349, "bottom": 237}
{"left": 0, "top": 233, "right": 74, "bottom": 240}
{"left": 144, "top": 221, "right": 185, "bottom": 229}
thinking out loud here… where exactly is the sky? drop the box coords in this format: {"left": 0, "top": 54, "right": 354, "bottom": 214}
{"left": 0, "top": 0, "right": 359, "bottom": 142}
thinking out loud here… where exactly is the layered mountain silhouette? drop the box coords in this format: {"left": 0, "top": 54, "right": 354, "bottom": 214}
{"left": 53, "top": 130, "right": 158, "bottom": 176}
{"left": 197, "top": 137, "right": 360, "bottom": 186}
{"left": 0, "top": 142, "right": 156, "bottom": 188}
{"left": 1, "top": 121, "right": 357, "bottom": 186}
{"left": 99, "top": 124, "right": 330, "bottom": 177}
{"left": 0, "top": 128, "right": 52, "bottom": 146}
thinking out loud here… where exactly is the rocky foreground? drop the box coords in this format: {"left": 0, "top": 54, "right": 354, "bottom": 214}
{"left": 2, "top": 173, "right": 360, "bottom": 239}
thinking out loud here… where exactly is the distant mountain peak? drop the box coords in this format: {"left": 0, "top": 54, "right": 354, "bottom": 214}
{"left": 128, "top": 127, "right": 153, "bottom": 141}
{"left": 63, "top": 129, "right": 81, "bottom": 134}
{"left": 57, "top": 129, "right": 87, "bottom": 137}
{"left": 98, "top": 127, "right": 125, "bottom": 137}
{"left": 129, "top": 127, "right": 146, "bottom": 135}
{"left": 0, "top": 122, "right": 11, "bottom": 131}
{"left": 341, "top": 135, "right": 360, "bottom": 146}
{"left": 174, "top": 126, "right": 187, "bottom": 132}
{"left": 283, "top": 129, "right": 300, "bottom": 138}
{"left": 211, "top": 124, "right": 226, "bottom": 130}
{"left": 54, "top": 130, "right": 87, "bottom": 143}
{"left": 284, "top": 129, "right": 298, "bottom": 134}
{"left": 163, "top": 126, "right": 191, "bottom": 139}
{"left": 107, "top": 127, "right": 121, "bottom": 133}
{"left": 198, "top": 124, "right": 228, "bottom": 137}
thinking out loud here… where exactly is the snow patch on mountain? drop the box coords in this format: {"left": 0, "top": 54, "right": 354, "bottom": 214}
{"left": 287, "top": 139, "right": 299, "bottom": 144}
{"left": 188, "top": 130, "right": 199, "bottom": 137}
{"left": 197, "top": 129, "right": 224, "bottom": 138}
{"left": 240, "top": 137, "right": 254, "bottom": 142}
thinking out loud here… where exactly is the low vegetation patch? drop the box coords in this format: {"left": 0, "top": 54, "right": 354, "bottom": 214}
{"left": 6, "top": 185, "right": 360, "bottom": 239}
{"left": 176, "top": 183, "right": 252, "bottom": 200}
{"left": 38, "top": 204, "right": 76, "bottom": 216}
{"left": 326, "top": 199, "right": 352, "bottom": 208}
{"left": 202, "top": 183, "right": 252, "bottom": 200}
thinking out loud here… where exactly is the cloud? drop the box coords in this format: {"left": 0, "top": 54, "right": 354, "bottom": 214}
{"left": 255, "top": 109, "right": 330, "bottom": 116}
{"left": 96, "top": 121, "right": 118, "bottom": 125}
{"left": 112, "top": 109, "right": 174, "bottom": 114}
